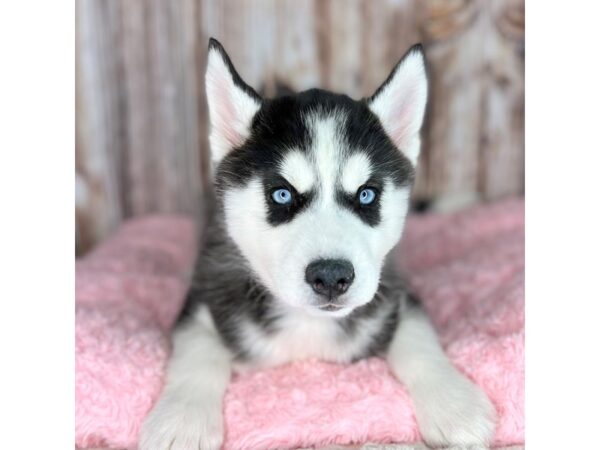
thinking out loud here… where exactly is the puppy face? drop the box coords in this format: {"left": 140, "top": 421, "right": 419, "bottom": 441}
{"left": 206, "top": 39, "right": 428, "bottom": 317}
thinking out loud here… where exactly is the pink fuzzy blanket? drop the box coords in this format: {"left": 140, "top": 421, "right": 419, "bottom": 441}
{"left": 75, "top": 199, "right": 524, "bottom": 449}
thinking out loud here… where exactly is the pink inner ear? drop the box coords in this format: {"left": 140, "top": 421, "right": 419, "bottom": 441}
{"left": 214, "top": 79, "right": 245, "bottom": 148}
{"left": 387, "top": 87, "right": 417, "bottom": 148}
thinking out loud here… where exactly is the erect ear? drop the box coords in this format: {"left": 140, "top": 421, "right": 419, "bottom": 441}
{"left": 367, "top": 44, "right": 428, "bottom": 166}
{"left": 205, "top": 38, "right": 262, "bottom": 164}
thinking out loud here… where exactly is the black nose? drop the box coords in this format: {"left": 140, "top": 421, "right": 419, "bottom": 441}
{"left": 305, "top": 259, "right": 355, "bottom": 299}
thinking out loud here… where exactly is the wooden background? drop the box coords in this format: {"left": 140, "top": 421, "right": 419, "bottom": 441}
{"left": 76, "top": 0, "right": 524, "bottom": 255}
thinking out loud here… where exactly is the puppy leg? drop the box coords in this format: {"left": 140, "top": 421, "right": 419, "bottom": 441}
{"left": 139, "top": 306, "right": 231, "bottom": 450}
{"left": 387, "top": 303, "right": 496, "bottom": 448}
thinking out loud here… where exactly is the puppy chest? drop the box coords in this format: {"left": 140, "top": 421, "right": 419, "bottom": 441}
{"left": 237, "top": 315, "right": 362, "bottom": 367}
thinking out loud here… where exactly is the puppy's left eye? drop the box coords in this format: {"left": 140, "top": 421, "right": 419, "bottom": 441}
{"left": 358, "top": 188, "right": 377, "bottom": 205}
{"left": 272, "top": 188, "right": 293, "bottom": 205}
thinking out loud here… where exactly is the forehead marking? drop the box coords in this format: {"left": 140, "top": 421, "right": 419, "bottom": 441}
{"left": 307, "top": 113, "right": 346, "bottom": 204}
{"left": 341, "top": 152, "right": 372, "bottom": 193}
{"left": 279, "top": 151, "right": 315, "bottom": 193}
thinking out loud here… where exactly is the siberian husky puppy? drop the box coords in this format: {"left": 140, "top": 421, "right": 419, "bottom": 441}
{"left": 140, "top": 38, "right": 496, "bottom": 450}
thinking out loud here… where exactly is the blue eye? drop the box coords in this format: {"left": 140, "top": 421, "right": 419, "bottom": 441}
{"left": 272, "top": 188, "right": 292, "bottom": 205}
{"left": 358, "top": 188, "right": 376, "bottom": 205}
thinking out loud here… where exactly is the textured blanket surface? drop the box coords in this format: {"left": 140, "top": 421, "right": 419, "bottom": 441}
{"left": 75, "top": 199, "right": 524, "bottom": 449}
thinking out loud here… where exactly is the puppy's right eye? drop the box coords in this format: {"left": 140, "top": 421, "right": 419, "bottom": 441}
{"left": 272, "top": 188, "right": 293, "bottom": 205}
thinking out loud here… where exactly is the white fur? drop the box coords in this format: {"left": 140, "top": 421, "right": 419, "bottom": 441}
{"left": 139, "top": 306, "right": 232, "bottom": 450}
{"left": 387, "top": 306, "right": 497, "bottom": 447}
{"left": 234, "top": 300, "right": 396, "bottom": 370}
{"left": 368, "top": 49, "right": 428, "bottom": 166}
{"left": 279, "top": 150, "right": 316, "bottom": 193}
{"left": 205, "top": 47, "right": 261, "bottom": 165}
{"left": 341, "top": 152, "right": 372, "bottom": 193}
{"left": 307, "top": 113, "right": 346, "bottom": 202}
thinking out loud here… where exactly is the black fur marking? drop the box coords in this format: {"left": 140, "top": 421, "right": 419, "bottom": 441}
{"left": 214, "top": 94, "right": 314, "bottom": 194}
{"left": 351, "top": 301, "right": 400, "bottom": 361}
{"left": 336, "top": 178, "right": 384, "bottom": 226}
{"left": 345, "top": 100, "right": 415, "bottom": 187}
{"left": 216, "top": 89, "right": 415, "bottom": 198}
{"left": 262, "top": 174, "right": 316, "bottom": 225}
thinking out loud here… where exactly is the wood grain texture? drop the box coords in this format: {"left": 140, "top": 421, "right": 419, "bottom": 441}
{"left": 76, "top": 0, "right": 524, "bottom": 254}
{"left": 76, "top": 0, "right": 125, "bottom": 253}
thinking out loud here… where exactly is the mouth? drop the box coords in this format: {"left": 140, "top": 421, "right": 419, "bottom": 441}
{"left": 317, "top": 303, "right": 346, "bottom": 312}
{"left": 305, "top": 301, "right": 353, "bottom": 318}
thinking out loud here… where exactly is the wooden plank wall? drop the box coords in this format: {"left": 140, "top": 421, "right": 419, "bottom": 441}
{"left": 76, "top": 0, "right": 524, "bottom": 255}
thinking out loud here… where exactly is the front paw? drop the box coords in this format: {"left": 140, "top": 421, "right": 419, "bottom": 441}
{"left": 413, "top": 372, "right": 497, "bottom": 449}
{"left": 139, "top": 394, "right": 224, "bottom": 450}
